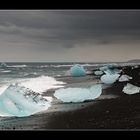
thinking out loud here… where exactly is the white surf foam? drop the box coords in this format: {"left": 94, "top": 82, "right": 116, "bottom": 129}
{"left": 0, "top": 76, "right": 66, "bottom": 96}
{"left": 19, "top": 76, "right": 66, "bottom": 93}
{"left": 7, "top": 65, "right": 27, "bottom": 68}
{"left": 0, "top": 70, "right": 11, "bottom": 73}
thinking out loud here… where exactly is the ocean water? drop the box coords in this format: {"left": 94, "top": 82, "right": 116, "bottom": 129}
{"left": 0, "top": 62, "right": 105, "bottom": 95}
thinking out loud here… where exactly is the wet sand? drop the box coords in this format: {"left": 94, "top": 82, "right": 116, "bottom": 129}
{"left": 0, "top": 74, "right": 140, "bottom": 130}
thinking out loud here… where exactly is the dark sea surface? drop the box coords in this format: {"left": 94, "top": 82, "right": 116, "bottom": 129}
{"left": 0, "top": 62, "right": 102, "bottom": 95}
{"left": 0, "top": 62, "right": 105, "bottom": 85}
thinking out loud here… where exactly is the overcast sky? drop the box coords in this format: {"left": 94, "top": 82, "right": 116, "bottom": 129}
{"left": 0, "top": 10, "right": 140, "bottom": 62}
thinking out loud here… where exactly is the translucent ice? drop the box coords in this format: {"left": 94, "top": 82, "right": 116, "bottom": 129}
{"left": 122, "top": 83, "right": 140, "bottom": 94}
{"left": 0, "top": 84, "right": 52, "bottom": 117}
{"left": 99, "top": 65, "right": 121, "bottom": 75}
{"left": 119, "top": 75, "right": 132, "bottom": 82}
{"left": 94, "top": 70, "right": 103, "bottom": 75}
{"left": 101, "top": 74, "right": 120, "bottom": 84}
{"left": 99, "top": 66, "right": 109, "bottom": 71}
{"left": 54, "top": 84, "right": 102, "bottom": 103}
{"left": 70, "top": 64, "right": 86, "bottom": 77}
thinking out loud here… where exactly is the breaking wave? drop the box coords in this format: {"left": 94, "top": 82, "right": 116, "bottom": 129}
{"left": 7, "top": 65, "right": 27, "bottom": 68}
{"left": 0, "top": 75, "right": 66, "bottom": 95}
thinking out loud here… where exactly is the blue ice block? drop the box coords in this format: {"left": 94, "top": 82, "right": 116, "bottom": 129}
{"left": 70, "top": 64, "right": 86, "bottom": 77}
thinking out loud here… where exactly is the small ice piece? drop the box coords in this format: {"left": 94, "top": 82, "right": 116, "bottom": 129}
{"left": 101, "top": 74, "right": 120, "bottom": 84}
{"left": 54, "top": 84, "right": 102, "bottom": 103}
{"left": 119, "top": 75, "right": 132, "bottom": 82}
{"left": 122, "top": 83, "right": 140, "bottom": 94}
{"left": 94, "top": 70, "right": 103, "bottom": 76}
{"left": 134, "top": 65, "right": 139, "bottom": 68}
{"left": 70, "top": 64, "right": 86, "bottom": 77}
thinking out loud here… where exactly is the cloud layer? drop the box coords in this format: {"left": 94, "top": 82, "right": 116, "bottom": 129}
{"left": 0, "top": 10, "right": 140, "bottom": 62}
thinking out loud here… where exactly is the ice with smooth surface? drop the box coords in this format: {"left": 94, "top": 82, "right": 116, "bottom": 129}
{"left": 0, "top": 84, "right": 52, "bottom": 117}
{"left": 101, "top": 74, "right": 120, "bottom": 84}
{"left": 54, "top": 84, "right": 102, "bottom": 103}
{"left": 119, "top": 75, "right": 132, "bottom": 82}
{"left": 94, "top": 71, "right": 103, "bottom": 75}
{"left": 122, "top": 83, "right": 140, "bottom": 94}
{"left": 70, "top": 64, "right": 86, "bottom": 77}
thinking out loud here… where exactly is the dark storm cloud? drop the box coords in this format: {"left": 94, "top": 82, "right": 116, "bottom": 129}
{"left": 1, "top": 11, "right": 140, "bottom": 41}
{"left": 0, "top": 10, "right": 140, "bottom": 62}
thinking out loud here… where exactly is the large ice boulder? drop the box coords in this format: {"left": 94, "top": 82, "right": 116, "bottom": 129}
{"left": 54, "top": 84, "right": 102, "bottom": 103}
{"left": 0, "top": 84, "right": 52, "bottom": 117}
{"left": 70, "top": 64, "right": 86, "bottom": 77}
{"left": 122, "top": 83, "right": 140, "bottom": 95}
{"left": 101, "top": 74, "right": 120, "bottom": 84}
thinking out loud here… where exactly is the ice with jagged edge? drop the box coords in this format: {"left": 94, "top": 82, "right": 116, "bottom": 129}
{"left": 54, "top": 84, "right": 102, "bottom": 103}
{"left": 119, "top": 75, "right": 132, "bottom": 82}
{"left": 122, "top": 83, "right": 140, "bottom": 95}
{"left": 0, "top": 83, "right": 52, "bottom": 117}
{"left": 101, "top": 74, "right": 120, "bottom": 84}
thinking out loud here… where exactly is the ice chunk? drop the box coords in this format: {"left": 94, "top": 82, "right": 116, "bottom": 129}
{"left": 70, "top": 64, "right": 86, "bottom": 77}
{"left": 99, "top": 65, "right": 121, "bottom": 75}
{"left": 122, "top": 83, "right": 140, "bottom": 94}
{"left": 0, "top": 84, "right": 52, "bottom": 117}
{"left": 54, "top": 84, "right": 102, "bottom": 103}
{"left": 119, "top": 75, "right": 132, "bottom": 82}
{"left": 101, "top": 74, "right": 120, "bottom": 84}
{"left": 94, "top": 70, "right": 103, "bottom": 75}
{"left": 99, "top": 66, "right": 108, "bottom": 71}
{"left": 0, "top": 62, "right": 7, "bottom": 68}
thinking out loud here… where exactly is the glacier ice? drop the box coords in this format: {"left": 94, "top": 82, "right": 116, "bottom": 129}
{"left": 94, "top": 70, "right": 103, "bottom": 75}
{"left": 99, "top": 65, "right": 121, "bottom": 75}
{"left": 122, "top": 83, "right": 140, "bottom": 95}
{"left": 54, "top": 84, "right": 102, "bottom": 103}
{"left": 99, "top": 66, "right": 109, "bottom": 71}
{"left": 119, "top": 75, "right": 132, "bottom": 82}
{"left": 70, "top": 64, "right": 86, "bottom": 77}
{"left": 101, "top": 74, "right": 120, "bottom": 84}
{"left": 0, "top": 84, "right": 52, "bottom": 117}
